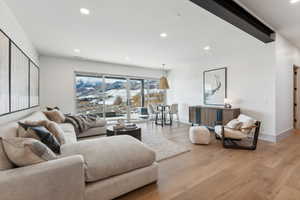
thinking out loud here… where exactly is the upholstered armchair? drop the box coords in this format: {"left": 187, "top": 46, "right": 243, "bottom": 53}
{"left": 214, "top": 114, "right": 261, "bottom": 150}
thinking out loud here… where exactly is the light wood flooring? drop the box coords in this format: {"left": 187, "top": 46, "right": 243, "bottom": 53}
{"left": 117, "top": 122, "right": 300, "bottom": 200}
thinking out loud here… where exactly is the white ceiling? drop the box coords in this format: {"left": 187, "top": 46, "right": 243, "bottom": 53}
{"left": 4, "top": 0, "right": 271, "bottom": 69}
{"left": 237, "top": 0, "right": 300, "bottom": 49}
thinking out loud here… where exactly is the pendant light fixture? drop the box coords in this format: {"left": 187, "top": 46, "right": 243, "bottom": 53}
{"left": 159, "top": 64, "right": 170, "bottom": 90}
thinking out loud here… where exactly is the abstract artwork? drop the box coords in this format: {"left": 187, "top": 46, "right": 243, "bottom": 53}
{"left": 203, "top": 67, "right": 227, "bottom": 106}
{"left": 0, "top": 31, "right": 9, "bottom": 115}
{"left": 30, "top": 61, "right": 39, "bottom": 107}
{"left": 0, "top": 29, "right": 40, "bottom": 116}
{"left": 10, "top": 43, "right": 29, "bottom": 112}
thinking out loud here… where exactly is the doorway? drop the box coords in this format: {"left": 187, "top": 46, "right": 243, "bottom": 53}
{"left": 294, "top": 65, "right": 300, "bottom": 129}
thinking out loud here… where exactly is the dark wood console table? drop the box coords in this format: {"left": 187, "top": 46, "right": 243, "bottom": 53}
{"left": 189, "top": 105, "right": 240, "bottom": 129}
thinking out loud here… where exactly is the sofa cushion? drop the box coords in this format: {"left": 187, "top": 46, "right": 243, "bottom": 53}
{"left": 93, "top": 119, "right": 107, "bottom": 127}
{"left": 0, "top": 111, "right": 50, "bottom": 170}
{"left": 2, "top": 137, "right": 56, "bottom": 167}
{"left": 77, "top": 126, "right": 107, "bottom": 139}
{"left": 46, "top": 121, "right": 66, "bottom": 145}
{"left": 58, "top": 123, "right": 77, "bottom": 144}
{"left": 61, "top": 135, "right": 156, "bottom": 182}
{"left": 19, "top": 111, "right": 49, "bottom": 123}
{"left": 215, "top": 125, "right": 248, "bottom": 139}
{"left": 44, "top": 110, "right": 65, "bottom": 123}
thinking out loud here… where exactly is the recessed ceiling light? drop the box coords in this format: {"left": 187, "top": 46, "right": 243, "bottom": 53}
{"left": 74, "top": 49, "right": 81, "bottom": 53}
{"left": 80, "top": 8, "right": 90, "bottom": 15}
{"left": 204, "top": 46, "right": 211, "bottom": 51}
{"left": 290, "top": 0, "right": 300, "bottom": 4}
{"left": 160, "top": 33, "right": 168, "bottom": 38}
{"left": 125, "top": 56, "right": 130, "bottom": 61}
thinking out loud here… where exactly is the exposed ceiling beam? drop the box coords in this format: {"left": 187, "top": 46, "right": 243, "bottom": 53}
{"left": 190, "top": 0, "right": 275, "bottom": 43}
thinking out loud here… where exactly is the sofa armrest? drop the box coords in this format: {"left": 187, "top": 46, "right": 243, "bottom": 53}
{"left": 0, "top": 155, "right": 85, "bottom": 200}
{"left": 94, "top": 119, "right": 107, "bottom": 127}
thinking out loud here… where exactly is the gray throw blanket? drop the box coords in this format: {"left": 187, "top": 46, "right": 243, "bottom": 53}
{"left": 64, "top": 114, "right": 101, "bottom": 136}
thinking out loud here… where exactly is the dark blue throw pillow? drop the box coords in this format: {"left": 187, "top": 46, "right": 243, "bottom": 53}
{"left": 18, "top": 122, "right": 39, "bottom": 131}
{"left": 30, "top": 126, "right": 61, "bottom": 154}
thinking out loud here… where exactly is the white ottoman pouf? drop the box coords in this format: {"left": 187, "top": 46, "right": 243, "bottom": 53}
{"left": 189, "top": 126, "right": 211, "bottom": 145}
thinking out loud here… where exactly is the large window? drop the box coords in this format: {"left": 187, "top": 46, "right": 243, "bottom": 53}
{"left": 75, "top": 73, "right": 165, "bottom": 121}
{"left": 76, "top": 75, "right": 104, "bottom": 117}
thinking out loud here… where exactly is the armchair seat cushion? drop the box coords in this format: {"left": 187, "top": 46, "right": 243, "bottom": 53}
{"left": 60, "top": 135, "right": 155, "bottom": 183}
{"left": 215, "top": 125, "right": 248, "bottom": 139}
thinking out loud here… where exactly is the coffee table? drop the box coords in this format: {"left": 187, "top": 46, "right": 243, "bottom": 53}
{"left": 106, "top": 126, "right": 142, "bottom": 141}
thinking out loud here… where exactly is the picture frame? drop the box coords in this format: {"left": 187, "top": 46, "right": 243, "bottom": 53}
{"left": 0, "top": 31, "right": 10, "bottom": 115}
{"left": 10, "top": 43, "right": 29, "bottom": 112}
{"left": 203, "top": 67, "right": 227, "bottom": 106}
{"left": 30, "top": 61, "right": 40, "bottom": 107}
{"left": 0, "top": 28, "right": 40, "bottom": 117}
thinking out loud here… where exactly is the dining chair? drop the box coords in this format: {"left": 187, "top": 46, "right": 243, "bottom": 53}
{"left": 169, "top": 104, "right": 179, "bottom": 121}
{"left": 148, "top": 104, "right": 159, "bottom": 123}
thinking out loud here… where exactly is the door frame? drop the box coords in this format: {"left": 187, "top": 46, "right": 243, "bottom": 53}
{"left": 293, "top": 65, "right": 300, "bottom": 129}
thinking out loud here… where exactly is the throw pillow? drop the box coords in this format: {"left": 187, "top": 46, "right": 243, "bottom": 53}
{"left": 46, "top": 121, "right": 66, "bottom": 145}
{"left": 18, "top": 122, "right": 61, "bottom": 154}
{"left": 24, "top": 120, "right": 49, "bottom": 127}
{"left": 46, "top": 106, "right": 60, "bottom": 111}
{"left": 17, "top": 122, "right": 41, "bottom": 140}
{"left": 30, "top": 126, "right": 61, "bottom": 154}
{"left": 2, "top": 137, "right": 56, "bottom": 167}
{"left": 226, "top": 119, "right": 243, "bottom": 130}
{"left": 241, "top": 120, "right": 256, "bottom": 134}
{"left": 20, "top": 120, "right": 66, "bottom": 145}
{"left": 44, "top": 110, "right": 65, "bottom": 123}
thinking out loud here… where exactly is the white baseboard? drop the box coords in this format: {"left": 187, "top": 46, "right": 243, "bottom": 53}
{"left": 276, "top": 128, "right": 294, "bottom": 142}
{"left": 259, "top": 128, "right": 294, "bottom": 143}
{"left": 177, "top": 121, "right": 294, "bottom": 143}
{"left": 259, "top": 134, "right": 276, "bottom": 143}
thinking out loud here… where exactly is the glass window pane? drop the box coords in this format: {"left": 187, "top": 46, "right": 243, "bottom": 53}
{"left": 146, "top": 80, "right": 165, "bottom": 105}
{"left": 104, "top": 77, "right": 128, "bottom": 120}
{"left": 0, "top": 32, "right": 9, "bottom": 115}
{"left": 129, "top": 79, "right": 143, "bottom": 120}
{"left": 11, "top": 44, "right": 29, "bottom": 112}
{"left": 76, "top": 75, "right": 104, "bottom": 117}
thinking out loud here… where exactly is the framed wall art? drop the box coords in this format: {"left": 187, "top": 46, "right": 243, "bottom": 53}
{"left": 0, "top": 31, "right": 10, "bottom": 115}
{"left": 0, "top": 29, "right": 40, "bottom": 117}
{"left": 203, "top": 67, "right": 227, "bottom": 106}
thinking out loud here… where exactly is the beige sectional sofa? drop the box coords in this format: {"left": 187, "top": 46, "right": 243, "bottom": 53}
{"left": 0, "top": 111, "right": 158, "bottom": 200}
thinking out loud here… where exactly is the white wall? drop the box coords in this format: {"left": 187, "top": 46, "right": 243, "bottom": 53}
{"left": 167, "top": 33, "right": 300, "bottom": 142}
{"left": 275, "top": 35, "right": 300, "bottom": 136}
{"left": 39, "top": 56, "right": 162, "bottom": 114}
{"left": 0, "top": 0, "right": 39, "bottom": 124}
{"left": 167, "top": 37, "right": 277, "bottom": 140}
{"left": 0, "top": 0, "right": 38, "bottom": 63}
